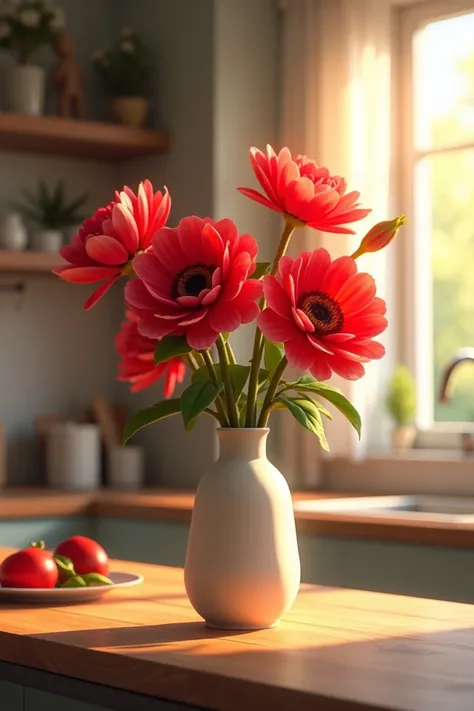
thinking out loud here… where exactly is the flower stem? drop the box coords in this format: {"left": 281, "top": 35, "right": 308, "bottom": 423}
{"left": 246, "top": 220, "right": 295, "bottom": 427}
{"left": 224, "top": 338, "right": 237, "bottom": 365}
{"left": 201, "top": 349, "right": 229, "bottom": 426}
{"left": 186, "top": 352, "right": 200, "bottom": 372}
{"left": 216, "top": 335, "right": 238, "bottom": 427}
{"left": 258, "top": 356, "right": 288, "bottom": 427}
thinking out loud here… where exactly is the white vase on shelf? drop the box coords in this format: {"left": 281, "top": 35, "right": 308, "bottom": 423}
{"left": 32, "top": 229, "right": 63, "bottom": 253}
{"left": 0, "top": 213, "right": 28, "bottom": 251}
{"left": 4, "top": 65, "right": 45, "bottom": 116}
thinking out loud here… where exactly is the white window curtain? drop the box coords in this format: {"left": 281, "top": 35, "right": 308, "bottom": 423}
{"left": 277, "top": 0, "right": 397, "bottom": 486}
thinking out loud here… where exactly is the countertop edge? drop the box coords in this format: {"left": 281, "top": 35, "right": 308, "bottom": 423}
{"left": 2, "top": 489, "right": 474, "bottom": 549}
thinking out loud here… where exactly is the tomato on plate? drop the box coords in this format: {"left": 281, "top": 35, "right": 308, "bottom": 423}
{"left": 54, "top": 536, "right": 109, "bottom": 577}
{"left": 0, "top": 542, "right": 58, "bottom": 589}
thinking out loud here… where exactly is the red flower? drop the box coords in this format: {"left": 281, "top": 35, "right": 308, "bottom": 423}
{"left": 126, "top": 216, "right": 263, "bottom": 350}
{"left": 258, "top": 249, "right": 387, "bottom": 381}
{"left": 115, "top": 311, "right": 186, "bottom": 397}
{"left": 54, "top": 180, "right": 171, "bottom": 310}
{"left": 238, "top": 145, "right": 371, "bottom": 234}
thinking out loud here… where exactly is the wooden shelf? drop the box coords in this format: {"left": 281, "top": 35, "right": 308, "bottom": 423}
{"left": 0, "top": 250, "right": 64, "bottom": 273}
{"left": 0, "top": 112, "right": 170, "bottom": 161}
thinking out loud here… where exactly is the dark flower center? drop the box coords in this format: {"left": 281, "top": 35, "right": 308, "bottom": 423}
{"left": 173, "top": 264, "right": 214, "bottom": 298}
{"left": 298, "top": 291, "right": 344, "bottom": 336}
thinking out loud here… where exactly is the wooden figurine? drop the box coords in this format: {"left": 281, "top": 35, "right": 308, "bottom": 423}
{"left": 52, "top": 32, "right": 85, "bottom": 119}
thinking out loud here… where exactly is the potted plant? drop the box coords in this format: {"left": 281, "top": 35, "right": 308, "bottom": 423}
{"left": 385, "top": 365, "right": 417, "bottom": 450}
{"left": 0, "top": 0, "right": 64, "bottom": 116}
{"left": 13, "top": 180, "right": 88, "bottom": 253}
{"left": 54, "top": 146, "right": 406, "bottom": 629}
{"left": 93, "top": 28, "right": 151, "bottom": 128}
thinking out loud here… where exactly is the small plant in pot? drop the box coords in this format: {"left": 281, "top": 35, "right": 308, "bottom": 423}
{"left": 0, "top": 0, "right": 64, "bottom": 116}
{"left": 93, "top": 28, "right": 151, "bottom": 128}
{"left": 385, "top": 365, "right": 417, "bottom": 450}
{"left": 13, "top": 180, "right": 88, "bottom": 253}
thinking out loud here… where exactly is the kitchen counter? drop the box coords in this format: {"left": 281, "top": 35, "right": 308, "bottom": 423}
{"left": 3, "top": 488, "right": 474, "bottom": 548}
{"left": 0, "top": 547, "right": 473, "bottom": 711}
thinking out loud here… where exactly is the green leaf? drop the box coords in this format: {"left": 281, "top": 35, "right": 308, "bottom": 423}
{"left": 61, "top": 576, "right": 87, "bottom": 588}
{"left": 264, "top": 341, "right": 285, "bottom": 374}
{"left": 277, "top": 395, "right": 329, "bottom": 451}
{"left": 287, "top": 376, "right": 361, "bottom": 438}
{"left": 81, "top": 573, "right": 113, "bottom": 587}
{"left": 54, "top": 555, "right": 76, "bottom": 579}
{"left": 253, "top": 262, "right": 271, "bottom": 279}
{"left": 123, "top": 399, "right": 181, "bottom": 444}
{"left": 181, "top": 381, "right": 224, "bottom": 431}
{"left": 192, "top": 364, "right": 250, "bottom": 401}
{"left": 154, "top": 335, "right": 192, "bottom": 364}
{"left": 257, "top": 368, "right": 270, "bottom": 391}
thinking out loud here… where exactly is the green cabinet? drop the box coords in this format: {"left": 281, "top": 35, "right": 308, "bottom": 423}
{"left": 0, "top": 680, "right": 23, "bottom": 711}
{"left": 96, "top": 518, "right": 189, "bottom": 567}
{"left": 0, "top": 518, "right": 92, "bottom": 549}
{"left": 24, "top": 689, "right": 108, "bottom": 711}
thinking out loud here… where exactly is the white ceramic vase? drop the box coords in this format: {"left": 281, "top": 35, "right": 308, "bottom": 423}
{"left": 184, "top": 428, "right": 301, "bottom": 630}
{"left": 4, "top": 65, "right": 45, "bottom": 116}
{"left": 0, "top": 213, "right": 28, "bottom": 251}
{"left": 32, "top": 229, "right": 62, "bottom": 253}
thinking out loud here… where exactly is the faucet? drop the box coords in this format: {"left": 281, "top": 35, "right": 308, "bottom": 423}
{"left": 439, "top": 347, "right": 474, "bottom": 403}
{"left": 439, "top": 347, "right": 474, "bottom": 455}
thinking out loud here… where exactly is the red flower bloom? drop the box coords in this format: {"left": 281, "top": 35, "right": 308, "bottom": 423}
{"left": 115, "top": 311, "right": 186, "bottom": 396}
{"left": 126, "top": 216, "right": 263, "bottom": 350}
{"left": 54, "top": 180, "right": 171, "bottom": 310}
{"left": 258, "top": 249, "right": 387, "bottom": 381}
{"left": 238, "top": 145, "right": 371, "bottom": 234}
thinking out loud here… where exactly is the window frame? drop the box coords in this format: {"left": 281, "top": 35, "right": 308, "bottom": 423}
{"left": 396, "top": 0, "right": 474, "bottom": 432}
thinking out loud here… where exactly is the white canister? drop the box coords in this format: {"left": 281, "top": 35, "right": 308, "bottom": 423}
{"left": 32, "top": 229, "right": 63, "bottom": 253}
{"left": 107, "top": 446, "right": 144, "bottom": 490}
{"left": 46, "top": 423, "right": 101, "bottom": 491}
{"left": 0, "top": 213, "right": 28, "bottom": 251}
{"left": 4, "top": 65, "right": 46, "bottom": 116}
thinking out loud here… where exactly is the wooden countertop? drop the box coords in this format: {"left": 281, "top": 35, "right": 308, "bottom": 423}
{"left": 3, "top": 488, "right": 474, "bottom": 549}
{"left": 1, "top": 548, "right": 474, "bottom": 711}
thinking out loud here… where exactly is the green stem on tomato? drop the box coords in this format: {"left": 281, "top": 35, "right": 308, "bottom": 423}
{"left": 258, "top": 356, "right": 288, "bottom": 427}
{"left": 201, "top": 349, "right": 229, "bottom": 426}
{"left": 216, "top": 335, "right": 239, "bottom": 427}
{"left": 246, "top": 220, "right": 295, "bottom": 427}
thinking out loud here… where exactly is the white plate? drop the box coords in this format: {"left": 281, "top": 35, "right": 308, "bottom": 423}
{"left": 0, "top": 571, "right": 143, "bottom": 604}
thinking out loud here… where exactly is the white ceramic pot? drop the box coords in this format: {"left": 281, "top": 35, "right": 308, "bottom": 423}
{"left": 4, "top": 65, "right": 45, "bottom": 116}
{"left": 32, "top": 229, "right": 62, "bottom": 253}
{"left": 111, "top": 97, "right": 149, "bottom": 128}
{"left": 184, "top": 428, "right": 301, "bottom": 630}
{"left": 0, "top": 213, "right": 28, "bottom": 251}
{"left": 391, "top": 424, "right": 416, "bottom": 450}
{"left": 46, "top": 423, "right": 101, "bottom": 491}
{"left": 107, "top": 445, "right": 144, "bottom": 490}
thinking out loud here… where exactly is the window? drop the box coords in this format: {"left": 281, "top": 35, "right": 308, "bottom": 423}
{"left": 399, "top": 1, "right": 474, "bottom": 430}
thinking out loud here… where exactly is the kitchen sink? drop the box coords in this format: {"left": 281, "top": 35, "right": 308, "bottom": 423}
{"left": 293, "top": 495, "right": 474, "bottom": 523}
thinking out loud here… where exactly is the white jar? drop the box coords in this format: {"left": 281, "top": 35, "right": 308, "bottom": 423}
{"left": 0, "top": 213, "right": 28, "bottom": 251}
{"left": 4, "top": 65, "right": 46, "bottom": 116}
{"left": 107, "top": 446, "right": 144, "bottom": 490}
{"left": 46, "top": 423, "right": 101, "bottom": 491}
{"left": 32, "top": 229, "right": 63, "bottom": 253}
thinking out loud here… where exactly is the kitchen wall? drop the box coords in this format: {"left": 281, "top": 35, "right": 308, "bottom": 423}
{"left": 0, "top": 0, "right": 122, "bottom": 485}
{"left": 1, "top": 0, "right": 280, "bottom": 487}
{"left": 118, "top": 0, "right": 281, "bottom": 486}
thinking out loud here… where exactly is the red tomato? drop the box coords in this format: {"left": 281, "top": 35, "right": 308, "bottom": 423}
{"left": 54, "top": 536, "right": 109, "bottom": 577}
{"left": 0, "top": 542, "right": 58, "bottom": 589}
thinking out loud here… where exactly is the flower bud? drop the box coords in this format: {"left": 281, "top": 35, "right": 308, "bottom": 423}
{"left": 351, "top": 215, "right": 407, "bottom": 259}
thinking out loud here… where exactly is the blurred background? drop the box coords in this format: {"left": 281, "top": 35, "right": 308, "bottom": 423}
{"left": 0, "top": 0, "right": 473, "bottom": 494}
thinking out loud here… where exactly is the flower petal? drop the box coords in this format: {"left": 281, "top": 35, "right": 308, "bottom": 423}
{"left": 85, "top": 235, "right": 129, "bottom": 266}
{"left": 112, "top": 203, "right": 139, "bottom": 255}
{"left": 284, "top": 332, "right": 317, "bottom": 371}
{"left": 258, "top": 308, "right": 294, "bottom": 343}
{"left": 54, "top": 266, "right": 119, "bottom": 284}
{"left": 84, "top": 274, "right": 121, "bottom": 310}
{"left": 186, "top": 319, "right": 219, "bottom": 350}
